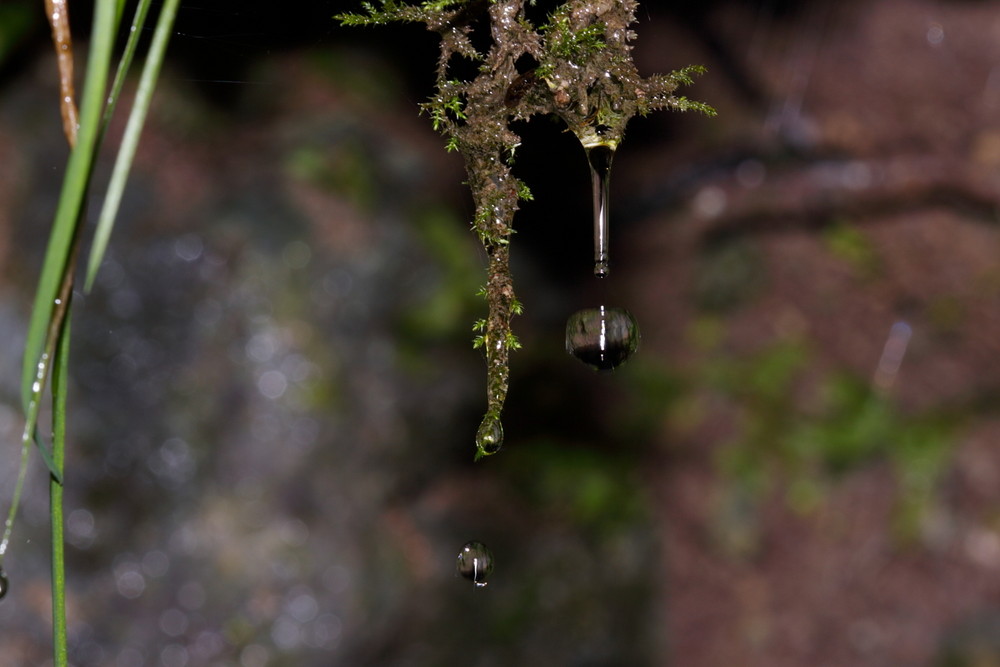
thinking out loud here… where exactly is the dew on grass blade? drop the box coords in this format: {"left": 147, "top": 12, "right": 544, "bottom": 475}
{"left": 565, "top": 306, "right": 639, "bottom": 371}
{"left": 457, "top": 541, "right": 493, "bottom": 587}
{"left": 475, "top": 414, "right": 503, "bottom": 457}
{"left": 0, "top": 569, "right": 8, "bottom": 599}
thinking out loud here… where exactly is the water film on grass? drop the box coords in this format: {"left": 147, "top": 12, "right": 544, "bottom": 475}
{"left": 565, "top": 306, "right": 639, "bottom": 371}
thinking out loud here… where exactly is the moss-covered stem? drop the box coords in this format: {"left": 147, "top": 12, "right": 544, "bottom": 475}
{"left": 337, "top": 0, "right": 715, "bottom": 458}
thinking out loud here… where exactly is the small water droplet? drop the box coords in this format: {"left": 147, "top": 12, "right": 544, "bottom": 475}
{"left": 565, "top": 306, "right": 640, "bottom": 371}
{"left": 475, "top": 415, "right": 503, "bottom": 456}
{"left": 586, "top": 144, "right": 615, "bottom": 278}
{"left": 0, "top": 569, "right": 9, "bottom": 599}
{"left": 457, "top": 541, "right": 493, "bottom": 587}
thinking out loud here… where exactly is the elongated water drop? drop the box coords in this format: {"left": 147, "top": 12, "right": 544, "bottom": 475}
{"left": 565, "top": 306, "right": 639, "bottom": 371}
{"left": 475, "top": 414, "right": 503, "bottom": 457}
{"left": 586, "top": 144, "right": 615, "bottom": 278}
{"left": 457, "top": 541, "right": 494, "bottom": 587}
{"left": 0, "top": 569, "right": 8, "bottom": 599}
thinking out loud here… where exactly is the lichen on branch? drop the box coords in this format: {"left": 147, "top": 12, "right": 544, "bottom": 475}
{"left": 337, "top": 0, "right": 714, "bottom": 458}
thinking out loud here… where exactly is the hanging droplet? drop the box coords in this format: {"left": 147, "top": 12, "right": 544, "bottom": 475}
{"left": 565, "top": 306, "right": 640, "bottom": 371}
{"left": 475, "top": 414, "right": 503, "bottom": 457}
{"left": 456, "top": 541, "right": 494, "bottom": 587}
{"left": 586, "top": 144, "right": 615, "bottom": 278}
{"left": 0, "top": 569, "right": 9, "bottom": 599}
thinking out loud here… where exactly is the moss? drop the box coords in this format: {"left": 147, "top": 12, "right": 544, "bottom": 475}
{"left": 337, "top": 1, "right": 714, "bottom": 458}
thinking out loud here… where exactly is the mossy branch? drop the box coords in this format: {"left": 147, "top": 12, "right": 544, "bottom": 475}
{"left": 337, "top": 0, "right": 713, "bottom": 458}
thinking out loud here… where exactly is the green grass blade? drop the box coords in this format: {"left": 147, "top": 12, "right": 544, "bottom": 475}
{"left": 32, "top": 433, "right": 61, "bottom": 485}
{"left": 21, "top": 0, "right": 119, "bottom": 411}
{"left": 85, "top": 0, "right": 181, "bottom": 292}
{"left": 50, "top": 312, "right": 70, "bottom": 667}
{"left": 100, "top": 0, "right": 154, "bottom": 137}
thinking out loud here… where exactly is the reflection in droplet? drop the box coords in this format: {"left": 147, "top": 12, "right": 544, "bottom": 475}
{"left": 475, "top": 414, "right": 503, "bottom": 457}
{"left": 565, "top": 306, "right": 640, "bottom": 371}
{"left": 586, "top": 145, "right": 615, "bottom": 277}
{"left": 0, "top": 569, "right": 8, "bottom": 599}
{"left": 457, "top": 541, "right": 494, "bottom": 587}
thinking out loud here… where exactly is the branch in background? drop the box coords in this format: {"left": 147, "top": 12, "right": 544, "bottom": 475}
{"left": 694, "top": 156, "right": 1000, "bottom": 246}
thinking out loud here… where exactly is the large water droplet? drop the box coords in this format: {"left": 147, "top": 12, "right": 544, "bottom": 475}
{"left": 456, "top": 541, "right": 494, "bottom": 587}
{"left": 586, "top": 144, "right": 615, "bottom": 278}
{"left": 475, "top": 415, "right": 503, "bottom": 457}
{"left": 565, "top": 306, "right": 639, "bottom": 371}
{"left": 0, "top": 569, "right": 8, "bottom": 599}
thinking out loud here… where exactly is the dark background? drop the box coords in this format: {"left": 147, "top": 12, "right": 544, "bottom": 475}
{"left": 2, "top": 1, "right": 1000, "bottom": 665}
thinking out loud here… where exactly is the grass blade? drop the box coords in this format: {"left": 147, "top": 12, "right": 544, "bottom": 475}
{"left": 85, "top": 0, "right": 182, "bottom": 292}
{"left": 50, "top": 311, "right": 70, "bottom": 667}
{"left": 21, "top": 0, "right": 118, "bottom": 412}
{"left": 4, "top": 0, "right": 117, "bottom": 561}
{"left": 100, "top": 0, "right": 154, "bottom": 137}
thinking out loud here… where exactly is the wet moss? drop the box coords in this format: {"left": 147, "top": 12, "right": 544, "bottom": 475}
{"left": 338, "top": 1, "right": 714, "bottom": 457}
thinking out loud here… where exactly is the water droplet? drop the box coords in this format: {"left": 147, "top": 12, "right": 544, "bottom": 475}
{"left": 565, "top": 306, "right": 640, "bottom": 371}
{"left": 586, "top": 144, "right": 615, "bottom": 278}
{"left": 456, "top": 541, "right": 493, "bottom": 587}
{"left": 0, "top": 569, "right": 9, "bottom": 599}
{"left": 475, "top": 415, "right": 503, "bottom": 457}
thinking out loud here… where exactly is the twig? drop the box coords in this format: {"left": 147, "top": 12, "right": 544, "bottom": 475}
{"left": 45, "top": 0, "right": 79, "bottom": 147}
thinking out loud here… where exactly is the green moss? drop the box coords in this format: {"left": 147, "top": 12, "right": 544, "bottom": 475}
{"left": 823, "top": 219, "right": 880, "bottom": 278}
{"left": 338, "top": 1, "right": 713, "bottom": 457}
{"left": 502, "top": 442, "right": 648, "bottom": 531}
{"left": 538, "top": 9, "right": 607, "bottom": 72}
{"left": 694, "top": 240, "right": 765, "bottom": 312}
{"left": 398, "top": 208, "right": 482, "bottom": 342}
{"left": 703, "top": 342, "right": 959, "bottom": 539}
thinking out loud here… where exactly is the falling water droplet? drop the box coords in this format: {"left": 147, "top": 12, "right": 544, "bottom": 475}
{"left": 457, "top": 541, "right": 494, "bottom": 587}
{"left": 586, "top": 144, "right": 615, "bottom": 278}
{"left": 565, "top": 306, "right": 639, "bottom": 371}
{"left": 0, "top": 569, "right": 9, "bottom": 599}
{"left": 475, "top": 415, "right": 503, "bottom": 457}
